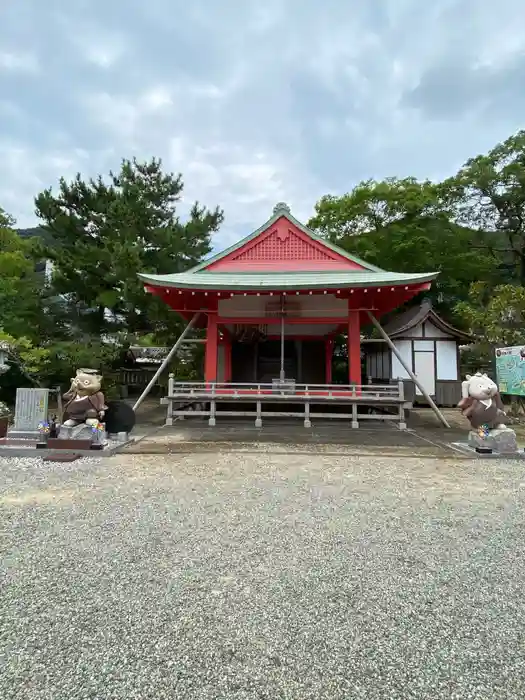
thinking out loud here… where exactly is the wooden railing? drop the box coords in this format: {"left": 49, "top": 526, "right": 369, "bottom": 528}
{"left": 161, "top": 377, "right": 410, "bottom": 429}
{"left": 115, "top": 369, "right": 162, "bottom": 387}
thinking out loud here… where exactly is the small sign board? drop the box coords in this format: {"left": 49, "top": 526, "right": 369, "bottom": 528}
{"left": 11, "top": 388, "right": 49, "bottom": 437}
{"left": 495, "top": 346, "right": 525, "bottom": 396}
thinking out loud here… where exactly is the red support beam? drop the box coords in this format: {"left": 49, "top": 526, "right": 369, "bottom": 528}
{"left": 217, "top": 316, "right": 350, "bottom": 325}
{"left": 266, "top": 335, "right": 338, "bottom": 341}
{"left": 204, "top": 314, "right": 218, "bottom": 383}
{"left": 347, "top": 308, "right": 361, "bottom": 386}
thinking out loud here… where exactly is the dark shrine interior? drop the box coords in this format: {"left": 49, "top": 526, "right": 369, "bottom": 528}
{"left": 231, "top": 339, "right": 326, "bottom": 385}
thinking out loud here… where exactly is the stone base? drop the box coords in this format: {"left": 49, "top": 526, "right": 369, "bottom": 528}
{"left": 47, "top": 438, "right": 93, "bottom": 451}
{"left": 58, "top": 424, "right": 94, "bottom": 440}
{"left": 451, "top": 442, "right": 525, "bottom": 459}
{"left": 7, "top": 429, "right": 41, "bottom": 440}
{"left": 43, "top": 452, "right": 82, "bottom": 462}
{"left": 58, "top": 423, "right": 107, "bottom": 448}
{"left": 0, "top": 437, "right": 134, "bottom": 458}
{"left": 467, "top": 427, "right": 518, "bottom": 454}
{"left": 0, "top": 437, "right": 35, "bottom": 445}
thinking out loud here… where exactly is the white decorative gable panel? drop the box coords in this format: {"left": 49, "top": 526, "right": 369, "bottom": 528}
{"left": 425, "top": 322, "right": 451, "bottom": 338}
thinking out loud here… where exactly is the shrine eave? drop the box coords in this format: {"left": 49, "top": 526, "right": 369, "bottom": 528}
{"left": 138, "top": 270, "right": 439, "bottom": 292}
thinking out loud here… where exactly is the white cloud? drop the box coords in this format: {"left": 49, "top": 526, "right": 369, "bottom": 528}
{"left": 1, "top": 0, "right": 525, "bottom": 247}
{"left": 140, "top": 86, "right": 173, "bottom": 111}
{"left": 76, "top": 80, "right": 318, "bottom": 246}
{"left": 55, "top": 11, "right": 130, "bottom": 69}
{"left": 0, "top": 141, "right": 113, "bottom": 227}
{"left": 83, "top": 42, "right": 126, "bottom": 69}
{"left": 0, "top": 50, "right": 39, "bottom": 74}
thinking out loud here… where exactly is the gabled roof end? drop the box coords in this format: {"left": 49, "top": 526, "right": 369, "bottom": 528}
{"left": 189, "top": 202, "right": 386, "bottom": 274}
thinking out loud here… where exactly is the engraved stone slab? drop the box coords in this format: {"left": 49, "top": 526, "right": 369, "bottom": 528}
{"left": 9, "top": 388, "right": 49, "bottom": 438}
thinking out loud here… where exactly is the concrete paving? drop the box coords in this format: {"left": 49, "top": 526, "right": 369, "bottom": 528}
{"left": 125, "top": 415, "right": 465, "bottom": 458}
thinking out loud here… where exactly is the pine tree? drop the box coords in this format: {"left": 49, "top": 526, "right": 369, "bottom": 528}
{"left": 35, "top": 158, "right": 223, "bottom": 337}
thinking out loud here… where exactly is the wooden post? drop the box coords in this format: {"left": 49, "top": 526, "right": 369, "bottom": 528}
{"left": 209, "top": 383, "right": 216, "bottom": 426}
{"left": 351, "top": 383, "right": 359, "bottom": 428}
{"left": 398, "top": 379, "right": 406, "bottom": 430}
{"left": 166, "top": 373, "right": 174, "bottom": 425}
{"left": 348, "top": 309, "right": 361, "bottom": 387}
{"left": 205, "top": 314, "right": 218, "bottom": 384}
{"left": 304, "top": 401, "right": 311, "bottom": 428}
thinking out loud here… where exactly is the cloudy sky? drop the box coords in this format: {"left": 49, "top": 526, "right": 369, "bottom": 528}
{"left": 1, "top": 0, "right": 524, "bottom": 248}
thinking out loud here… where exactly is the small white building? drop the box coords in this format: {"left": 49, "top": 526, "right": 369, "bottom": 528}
{"left": 364, "top": 300, "right": 472, "bottom": 406}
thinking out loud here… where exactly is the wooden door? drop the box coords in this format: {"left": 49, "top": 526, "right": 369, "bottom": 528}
{"left": 414, "top": 350, "right": 435, "bottom": 396}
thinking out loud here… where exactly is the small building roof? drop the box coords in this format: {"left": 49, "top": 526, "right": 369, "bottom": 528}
{"left": 128, "top": 346, "right": 169, "bottom": 364}
{"left": 127, "top": 345, "right": 192, "bottom": 364}
{"left": 380, "top": 299, "right": 472, "bottom": 341}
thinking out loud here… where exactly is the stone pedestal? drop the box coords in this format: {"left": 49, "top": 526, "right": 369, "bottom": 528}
{"left": 468, "top": 427, "right": 518, "bottom": 454}
{"left": 58, "top": 423, "right": 106, "bottom": 447}
{"left": 58, "top": 424, "right": 93, "bottom": 441}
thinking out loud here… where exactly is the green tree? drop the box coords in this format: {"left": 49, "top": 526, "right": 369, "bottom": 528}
{"left": 0, "top": 329, "right": 50, "bottom": 388}
{"left": 455, "top": 282, "right": 525, "bottom": 383}
{"left": 308, "top": 177, "right": 490, "bottom": 318}
{"left": 456, "top": 283, "right": 525, "bottom": 347}
{"left": 445, "top": 130, "right": 525, "bottom": 285}
{"left": 35, "top": 158, "right": 223, "bottom": 338}
{"left": 0, "top": 208, "right": 48, "bottom": 341}
{"left": 37, "top": 340, "right": 122, "bottom": 397}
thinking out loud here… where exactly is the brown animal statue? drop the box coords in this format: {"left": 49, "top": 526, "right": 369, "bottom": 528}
{"left": 62, "top": 369, "right": 107, "bottom": 428}
{"left": 457, "top": 372, "right": 508, "bottom": 430}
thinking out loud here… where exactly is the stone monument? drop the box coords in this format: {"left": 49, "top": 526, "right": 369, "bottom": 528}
{"left": 457, "top": 372, "right": 518, "bottom": 454}
{"left": 9, "top": 388, "right": 49, "bottom": 439}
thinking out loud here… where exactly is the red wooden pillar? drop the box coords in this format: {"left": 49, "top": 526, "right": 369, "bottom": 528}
{"left": 204, "top": 314, "right": 218, "bottom": 383}
{"left": 347, "top": 309, "right": 361, "bottom": 386}
{"left": 325, "top": 339, "right": 333, "bottom": 385}
{"left": 224, "top": 336, "right": 232, "bottom": 383}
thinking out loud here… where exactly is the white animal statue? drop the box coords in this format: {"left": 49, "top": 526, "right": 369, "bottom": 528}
{"left": 457, "top": 372, "right": 508, "bottom": 430}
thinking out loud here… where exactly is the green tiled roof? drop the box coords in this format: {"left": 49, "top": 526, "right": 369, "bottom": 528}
{"left": 138, "top": 203, "right": 439, "bottom": 290}
{"left": 138, "top": 270, "right": 438, "bottom": 291}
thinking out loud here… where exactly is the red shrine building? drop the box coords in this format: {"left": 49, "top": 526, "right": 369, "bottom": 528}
{"left": 138, "top": 203, "right": 438, "bottom": 390}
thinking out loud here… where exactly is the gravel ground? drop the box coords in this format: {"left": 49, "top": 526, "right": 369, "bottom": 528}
{"left": 1, "top": 452, "right": 525, "bottom": 700}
